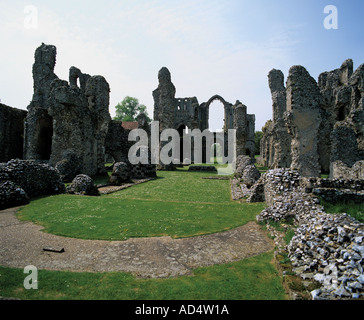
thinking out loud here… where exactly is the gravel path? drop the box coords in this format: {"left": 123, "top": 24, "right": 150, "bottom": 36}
{"left": 0, "top": 206, "right": 273, "bottom": 278}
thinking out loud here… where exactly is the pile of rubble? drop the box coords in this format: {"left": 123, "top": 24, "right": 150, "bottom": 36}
{"left": 0, "top": 180, "right": 29, "bottom": 209}
{"left": 0, "top": 159, "right": 65, "bottom": 209}
{"left": 289, "top": 209, "right": 364, "bottom": 300}
{"left": 253, "top": 168, "right": 364, "bottom": 300}
{"left": 67, "top": 174, "right": 100, "bottom": 196}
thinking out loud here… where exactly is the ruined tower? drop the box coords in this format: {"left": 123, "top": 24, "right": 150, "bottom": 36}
{"left": 23, "top": 43, "right": 111, "bottom": 180}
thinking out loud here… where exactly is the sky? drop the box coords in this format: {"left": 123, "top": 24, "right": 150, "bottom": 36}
{"left": 0, "top": 0, "right": 363, "bottom": 132}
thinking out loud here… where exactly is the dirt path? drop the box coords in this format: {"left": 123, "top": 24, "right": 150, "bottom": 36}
{"left": 0, "top": 206, "right": 273, "bottom": 278}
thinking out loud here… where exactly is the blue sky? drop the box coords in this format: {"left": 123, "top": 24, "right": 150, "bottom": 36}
{"left": 0, "top": 0, "right": 363, "bottom": 131}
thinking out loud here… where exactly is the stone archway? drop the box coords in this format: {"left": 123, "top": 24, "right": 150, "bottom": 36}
{"left": 203, "top": 95, "right": 234, "bottom": 132}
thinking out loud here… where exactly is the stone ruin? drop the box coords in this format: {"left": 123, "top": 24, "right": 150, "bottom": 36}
{"left": 20, "top": 43, "right": 158, "bottom": 182}
{"left": 232, "top": 60, "right": 364, "bottom": 299}
{"left": 259, "top": 59, "right": 364, "bottom": 179}
{"left": 0, "top": 159, "right": 66, "bottom": 210}
{"left": 0, "top": 45, "right": 255, "bottom": 184}
{"left": 0, "top": 43, "right": 157, "bottom": 206}
{"left": 0, "top": 103, "right": 27, "bottom": 163}
{"left": 0, "top": 42, "right": 363, "bottom": 300}
{"left": 153, "top": 67, "right": 256, "bottom": 167}
{"left": 253, "top": 168, "right": 364, "bottom": 300}
{"left": 23, "top": 43, "right": 111, "bottom": 179}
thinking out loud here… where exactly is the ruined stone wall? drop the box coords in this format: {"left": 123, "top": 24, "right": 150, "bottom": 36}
{"left": 260, "top": 69, "right": 291, "bottom": 169}
{"left": 23, "top": 43, "right": 111, "bottom": 180}
{"left": 24, "top": 43, "right": 58, "bottom": 161}
{"left": 246, "top": 114, "right": 256, "bottom": 157}
{"left": 260, "top": 59, "right": 364, "bottom": 178}
{"left": 252, "top": 168, "right": 364, "bottom": 300}
{"left": 331, "top": 160, "right": 364, "bottom": 180}
{"left": 284, "top": 65, "right": 322, "bottom": 177}
{"left": 152, "top": 67, "right": 256, "bottom": 163}
{"left": 153, "top": 67, "right": 176, "bottom": 132}
{"left": 47, "top": 74, "right": 111, "bottom": 178}
{"left": 233, "top": 103, "right": 247, "bottom": 157}
{"left": 0, "top": 103, "right": 27, "bottom": 162}
{"left": 106, "top": 121, "right": 132, "bottom": 164}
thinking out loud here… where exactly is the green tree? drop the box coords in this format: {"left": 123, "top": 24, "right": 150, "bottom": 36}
{"left": 114, "top": 96, "right": 151, "bottom": 122}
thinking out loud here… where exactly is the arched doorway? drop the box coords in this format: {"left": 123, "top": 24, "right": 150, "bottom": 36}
{"left": 208, "top": 100, "right": 224, "bottom": 132}
{"left": 205, "top": 95, "right": 228, "bottom": 133}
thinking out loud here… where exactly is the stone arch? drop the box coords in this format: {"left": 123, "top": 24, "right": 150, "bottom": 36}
{"left": 203, "top": 95, "right": 233, "bottom": 132}
{"left": 205, "top": 94, "right": 228, "bottom": 107}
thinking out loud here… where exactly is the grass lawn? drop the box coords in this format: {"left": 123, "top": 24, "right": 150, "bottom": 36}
{"left": 0, "top": 251, "right": 286, "bottom": 300}
{"left": 17, "top": 167, "right": 266, "bottom": 240}
{"left": 2, "top": 164, "right": 288, "bottom": 300}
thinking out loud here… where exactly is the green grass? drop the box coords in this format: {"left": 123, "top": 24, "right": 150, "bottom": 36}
{"left": 320, "top": 199, "right": 364, "bottom": 223}
{"left": 0, "top": 251, "right": 287, "bottom": 300}
{"left": 17, "top": 167, "right": 265, "bottom": 240}
{"left": 1, "top": 164, "right": 289, "bottom": 300}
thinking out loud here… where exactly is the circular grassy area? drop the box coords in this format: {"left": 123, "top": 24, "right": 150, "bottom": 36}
{"left": 17, "top": 169, "right": 266, "bottom": 241}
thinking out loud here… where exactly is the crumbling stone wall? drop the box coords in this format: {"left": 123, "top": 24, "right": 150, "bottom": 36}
{"left": 230, "top": 155, "right": 261, "bottom": 201}
{"left": 330, "top": 160, "right": 364, "bottom": 180}
{"left": 48, "top": 74, "right": 111, "bottom": 178}
{"left": 105, "top": 121, "right": 131, "bottom": 164}
{"left": 106, "top": 113, "right": 157, "bottom": 179}
{"left": 251, "top": 168, "right": 364, "bottom": 300}
{"left": 24, "top": 43, "right": 58, "bottom": 161}
{"left": 259, "top": 70, "right": 291, "bottom": 169}
{"left": 234, "top": 103, "right": 247, "bottom": 157}
{"left": 318, "top": 60, "right": 364, "bottom": 178}
{"left": 284, "top": 65, "right": 322, "bottom": 177}
{"left": 0, "top": 159, "right": 65, "bottom": 209}
{"left": 153, "top": 67, "right": 256, "bottom": 165}
{"left": 23, "top": 43, "right": 111, "bottom": 180}
{"left": 153, "top": 67, "right": 177, "bottom": 133}
{"left": 260, "top": 59, "right": 364, "bottom": 178}
{"left": 0, "top": 103, "right": 27, "bottom": 162}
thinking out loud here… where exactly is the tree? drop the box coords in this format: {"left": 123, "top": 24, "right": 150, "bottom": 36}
{"left": 114, "top": 96, "right": 151, "bottom": 123}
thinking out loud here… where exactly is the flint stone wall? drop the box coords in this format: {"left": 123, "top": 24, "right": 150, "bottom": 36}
{"left": 302, "top": 175, "right": 364, "bottom": 205}
{"left": 260, "top": 59, "right": 364, "bottom": 179}
{"left": 0, "top": 159, "right": 65, "bottom": 203}
{"left": 0, "top": 104, "right": 28, "bottom": 163}
{"left": 253, "top": 168, "right": 364, "bottom": 300}
{"left": 0, "top": 181, "right": 29, "bottom": 210}
{"left": 24, "top": 43, "right": 111, "bottom": 180}
{"left": 331, "top": 160, "right": 364, "bottom": 180}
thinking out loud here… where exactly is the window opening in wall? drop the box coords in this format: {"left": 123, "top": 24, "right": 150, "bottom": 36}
{"left": 208, "top": 100, "right": 224, "bottom": 133}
